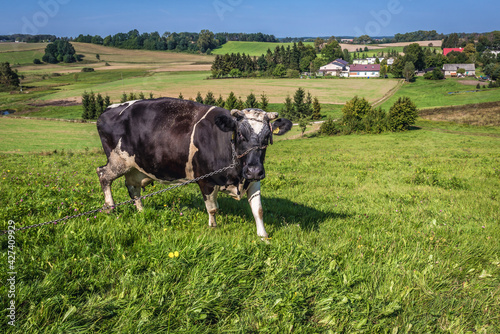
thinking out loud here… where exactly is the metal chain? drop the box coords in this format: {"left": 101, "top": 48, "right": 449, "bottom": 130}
{"left": 1, "top": 142, "right": 266, "bottom": 235}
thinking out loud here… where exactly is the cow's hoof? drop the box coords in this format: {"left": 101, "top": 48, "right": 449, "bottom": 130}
{"left": 261, "top": 237, "right": 271, "bottom": 244}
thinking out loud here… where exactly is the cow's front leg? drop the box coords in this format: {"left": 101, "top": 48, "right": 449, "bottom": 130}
{"left": 201, "top": 185, "right": 219, "bottom": 228}
{"left": 247, "top": 181, "right": 268, "bottom": 238}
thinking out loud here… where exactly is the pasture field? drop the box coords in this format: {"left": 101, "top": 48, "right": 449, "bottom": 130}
{"left": 1, "top": 118, "right": 499, "bottom": 333}
{"left": 378, "top": 78, "right": 500, "bottom": 110}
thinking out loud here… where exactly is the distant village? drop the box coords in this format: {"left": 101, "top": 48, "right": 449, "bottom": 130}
{"left": 318, "top": 47, "right": 500, "bottom": 78}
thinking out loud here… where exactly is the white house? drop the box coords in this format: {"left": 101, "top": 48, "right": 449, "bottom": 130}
{"left": 319, "top": 59, "right": 350, "bottom": 77}
{"left": 442, "top": 64, "right": 476, "bottom": 77}
{"left": 349, "top": 64, "right": 380, "bottom": 78}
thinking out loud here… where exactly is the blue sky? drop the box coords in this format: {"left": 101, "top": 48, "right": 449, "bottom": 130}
{"left": 2, "top": 0, "right": 499, "bottom": 38}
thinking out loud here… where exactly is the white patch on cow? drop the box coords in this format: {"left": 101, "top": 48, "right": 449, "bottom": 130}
{"left": 107, "top": 100, "right": 141, "bottom": 115}
{"left": 242, "top": 108, "right": 268, "bottom": 135}
{"left": 185, "top": 106, "right": 217, "bottom": 179}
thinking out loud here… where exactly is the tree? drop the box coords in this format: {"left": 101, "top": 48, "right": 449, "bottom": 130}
{"left": 403, "top": 43, "right": 425, "bottom": 70}
{"left": 293, "top": 87, "right": 309, "bottom": 120}
{"left": 81, "top": 91, "right": 91, "bottom": 119}
{"left": 320, "top": 40, "right": 342, "bottom": 64}
{"left": 281, "top": 95, "right": 294, "bottom": 119}
{"left": 216, "top": 95, "right": 225, "bottom": 108}
{"left": 42, "top": 40, "right": 77, "bottom": 64}
{"left": 388, "top": 97, "right": 418, "bottom": 131}
{"left": 341, "top": 96, "right": 374, "bottom": 132}
{"left": 0, "top": 62, "right": 20, "bottom": 90}
{"left": 204, "top": 91, "right": 216, "bottom": 105}
{"left": 195, "top": 92, "right": 204, "bottom": 103}
{"left": 299, "top": 117, "right": 308, "bottom": 136}
{"left": 225, "top": 92, "right": 237, "bottom": 110}
{"left": 272, "top": 64, "right": 287, "bottom": 77}
{"left": 245, "top": 92, "right": 259, "bottom": 109}
{"left": 403, "top": 61, "right": 415, "bottom": 82}
{"left": 197, "top": 29, "right": 215, "bottom": 53}
{"left": 312, "top": 97, "right": 322, "bottom": 120}
{"left": 260, "top": 93, "right": 269, "bottom": 110}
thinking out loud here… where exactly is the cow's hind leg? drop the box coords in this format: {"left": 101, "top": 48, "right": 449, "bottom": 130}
{"left": 97, "top": 163, "right": 124, "bottom": 211}
{"left": 125, "top": 169, "right": 153, "bottom": 211}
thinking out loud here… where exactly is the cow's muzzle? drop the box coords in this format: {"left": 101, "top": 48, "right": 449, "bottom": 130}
{"left": 243, "top": 165, "right": 265, "bottom": 181}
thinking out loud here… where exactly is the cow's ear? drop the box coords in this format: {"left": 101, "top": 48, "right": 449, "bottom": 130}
{"left": 271, "top": 118, "right": 293, "bottom": 135}
{"left": 215, "top": 114, "right": 237, "bottom": 133}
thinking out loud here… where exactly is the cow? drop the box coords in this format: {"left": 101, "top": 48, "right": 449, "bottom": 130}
{"left": 96, "top": 97, "right": 292, "bottom": 238}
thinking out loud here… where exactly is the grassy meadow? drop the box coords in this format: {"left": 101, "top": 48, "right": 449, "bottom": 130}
{"left": 1, "top": 118, "right": 499, "bottom": 333}
{"left": 1, "top": 40, "right": 500, "bottom": 332}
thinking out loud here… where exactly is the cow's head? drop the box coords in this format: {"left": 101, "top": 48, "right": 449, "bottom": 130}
{"left": 215, "top": 108, "right": 293, "bottom": 181}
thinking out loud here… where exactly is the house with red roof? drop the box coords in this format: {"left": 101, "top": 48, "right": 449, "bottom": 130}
{"left": 349, "top": 64, "right": 380, "bottom": 77}
{"left": 443, "top": 48, "right": 464, "bottom": 56}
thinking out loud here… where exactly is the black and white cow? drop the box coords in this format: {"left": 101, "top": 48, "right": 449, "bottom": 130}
{"left": 96, "top": 97, "right": 292, "bottom": 238}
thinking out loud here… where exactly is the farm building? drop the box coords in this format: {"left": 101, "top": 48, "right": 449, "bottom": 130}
{"left": 319, "top": 59, "right": 350, "bottom": 77}
{"left": 349, "top": 64, "right": 380, "bottom": 78}
{"left": 353, "top": 59, "right": 369, "bottom": 65}
{"left": 442, "top": 64, "right": 476, "bottom": 77}
{"left": 443, "top": 48, "right": 464, "bottom": 56}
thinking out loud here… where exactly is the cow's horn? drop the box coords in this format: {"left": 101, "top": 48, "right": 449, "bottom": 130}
{"left": 266, "top": 112, "right": 278, "bottom": 120}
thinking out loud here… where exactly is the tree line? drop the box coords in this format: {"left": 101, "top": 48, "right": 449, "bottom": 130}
{"left": 0, "top": 34, "right": 57, "bottom": 43}
{"left": 73, "top": 30, "right": 277, "bottom": 54}
{"left": 211, "top": 41, "right": 340, "bottom": 78}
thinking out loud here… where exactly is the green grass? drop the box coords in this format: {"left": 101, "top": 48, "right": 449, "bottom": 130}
{"left": 379, "top": 77, "right": 500, "bottom": 110}
{"left": 212, "top": 41, "right": 315, "bottom": 57}
{"left": 0, "top": 118, "right": 100, "bottom": 153}
{"left": 1, "top": 119, "right": 499, "bottom": 333}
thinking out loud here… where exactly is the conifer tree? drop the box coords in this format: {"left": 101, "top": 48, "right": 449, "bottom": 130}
{"left": 225, "top": 91, "right": 237, "bottom": 110}
{"left": 204, "top": 91, "right": 216, "bottom": 105}
{"left": 245, "top": 92, "right": 259, "bottom": 109}
{"left": 216, "top": 95, "right": 225, "bottom": 108}
{"left": 260, "top": 92, "right": 269, "bottom": 110}
{"left": 312, "top": 97, "right": 322, "bottom": 120}
{"left": 196, "top": 92, "right": 204, "bottom": 103}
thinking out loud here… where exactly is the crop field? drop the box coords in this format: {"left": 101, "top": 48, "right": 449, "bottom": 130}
{"left": 1, "top": 117, "right": 499, "bottom": 333}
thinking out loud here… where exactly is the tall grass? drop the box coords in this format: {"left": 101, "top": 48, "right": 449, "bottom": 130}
{"left": 1, "top": 119, "right": 499, "bottom": 333}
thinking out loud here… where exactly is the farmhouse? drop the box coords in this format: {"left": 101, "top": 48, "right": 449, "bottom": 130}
{"left": 319, "top": 59, "right": 349, "bottom": 77}
{"left": 443, "top": 48, "right": 464, "bottom": 56}
{"left": 443, "top": 63, "right": 476, "bottom": 77}
{"left": 349, "top": 64, "right": 380, "bottom": 78}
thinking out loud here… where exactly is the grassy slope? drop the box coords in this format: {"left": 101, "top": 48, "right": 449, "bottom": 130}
{"left": 0, "top": 119, "right": 499, "bottom": 333}
{"left": 379, "top": 78, "right": 500, "bottom": 110}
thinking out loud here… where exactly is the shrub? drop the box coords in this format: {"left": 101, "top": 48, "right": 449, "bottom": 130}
{"left": 286, "top": 69, "right": 300, "bottom": 78}
{"left": 33, "top": 58, "right": 42, "bottom": 64}
{"left": 388, "top": 96, "right": 418, "bottom": 131}
{"left": 319, "top": 118, "right": 341, "bottom": 135}
{"left": 81, "top": 67, "right": 94, "bottom": 72}
{"left": 341, "top": 96, "right": 373, "bottom": 132}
